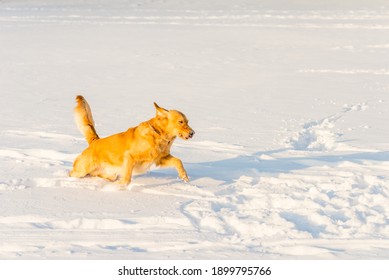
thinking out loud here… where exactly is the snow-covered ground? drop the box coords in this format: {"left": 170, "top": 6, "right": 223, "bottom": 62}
{"left": 1, "top": 0, "right": 389, "bottom": 259}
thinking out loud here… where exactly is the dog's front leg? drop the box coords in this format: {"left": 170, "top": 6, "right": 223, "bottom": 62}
{"left": 158, "top": 154, "right": 189, "bottom": 182}
{"left": 117, "top": 152, "right": 135, "bottom": 186}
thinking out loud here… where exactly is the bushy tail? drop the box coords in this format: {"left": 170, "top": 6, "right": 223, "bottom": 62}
{"left": 74, "top": 95, "right": 99, "bottom": 145}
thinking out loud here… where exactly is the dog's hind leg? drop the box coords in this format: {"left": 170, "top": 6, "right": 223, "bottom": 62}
{"left": 69, "top": 166, "right": 89, "bottom": 178}
{"left": 97, "top": 171, "right": 118, "bottom": 182}
{"left": 69, "top": 155, "right": 95, "bottom": 178}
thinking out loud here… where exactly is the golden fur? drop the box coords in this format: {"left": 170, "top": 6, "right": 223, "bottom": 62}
{"left": 70, "top": 95, "right": 194, "bottom": 186}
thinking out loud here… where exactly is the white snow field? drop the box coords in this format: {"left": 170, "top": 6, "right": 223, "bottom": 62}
{"left": 1, "top": 0, "right": 389, "bottom": 259}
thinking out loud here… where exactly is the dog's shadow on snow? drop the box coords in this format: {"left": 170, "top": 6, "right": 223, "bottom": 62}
{"left": 186, "top": 149, "right": 389, "bottom": 185}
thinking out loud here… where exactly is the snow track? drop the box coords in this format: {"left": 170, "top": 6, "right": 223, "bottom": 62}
{"left": 1, "top": 126, "right": 389, "bottom": 258}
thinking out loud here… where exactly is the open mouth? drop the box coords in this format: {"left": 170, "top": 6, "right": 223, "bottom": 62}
{"left": 179, "top": 130, "right": 194, "bottom": 140}
{"left": 179, "top": 133, "right": 192, "bottom": 140}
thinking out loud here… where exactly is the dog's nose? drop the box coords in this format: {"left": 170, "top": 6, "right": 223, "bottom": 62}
{"left": 189, "top": 130, "right": 195, "bottom": 138}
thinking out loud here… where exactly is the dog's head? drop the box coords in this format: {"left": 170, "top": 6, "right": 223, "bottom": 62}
{"left": 154, "top": 103, "right": 195, "bottom": 140}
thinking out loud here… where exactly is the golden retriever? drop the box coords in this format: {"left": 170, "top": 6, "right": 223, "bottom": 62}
{"left": 69, "top": 95, "right": 194, "bottom": 186}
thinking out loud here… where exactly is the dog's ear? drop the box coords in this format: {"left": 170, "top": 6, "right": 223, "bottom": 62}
{"left": 154, "top": 102, "right": 169, "bottom": 117}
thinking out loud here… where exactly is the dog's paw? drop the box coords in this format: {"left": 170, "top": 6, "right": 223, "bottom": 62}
{"left": 116, "top": 179, "right": 131, "bottom": 188}
{"left": 119, "top": 184, "right": 129, "bottom": 191}
{"left": 181, "top": 176, "right": 189, "bottom": 183}
{"left": 100, "top": 182, "right": 127, "bottom": 192}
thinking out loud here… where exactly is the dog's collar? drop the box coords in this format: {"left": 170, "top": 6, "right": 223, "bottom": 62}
{"left": 148, "top": 122, "right": 171, "bottom": 143}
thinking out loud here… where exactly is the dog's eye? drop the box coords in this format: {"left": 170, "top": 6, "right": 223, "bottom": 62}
{"left": 178, "top": 120, "right": 184, "bottom": 124}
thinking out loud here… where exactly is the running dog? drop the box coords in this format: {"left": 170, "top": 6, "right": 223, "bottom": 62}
{"left": 70, "top": 95, "right": 194, "bottom": 186}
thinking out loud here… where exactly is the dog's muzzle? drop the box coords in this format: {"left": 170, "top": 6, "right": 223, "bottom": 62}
{"left": 189, "top": 130, "right": 195, "bottom": 139}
